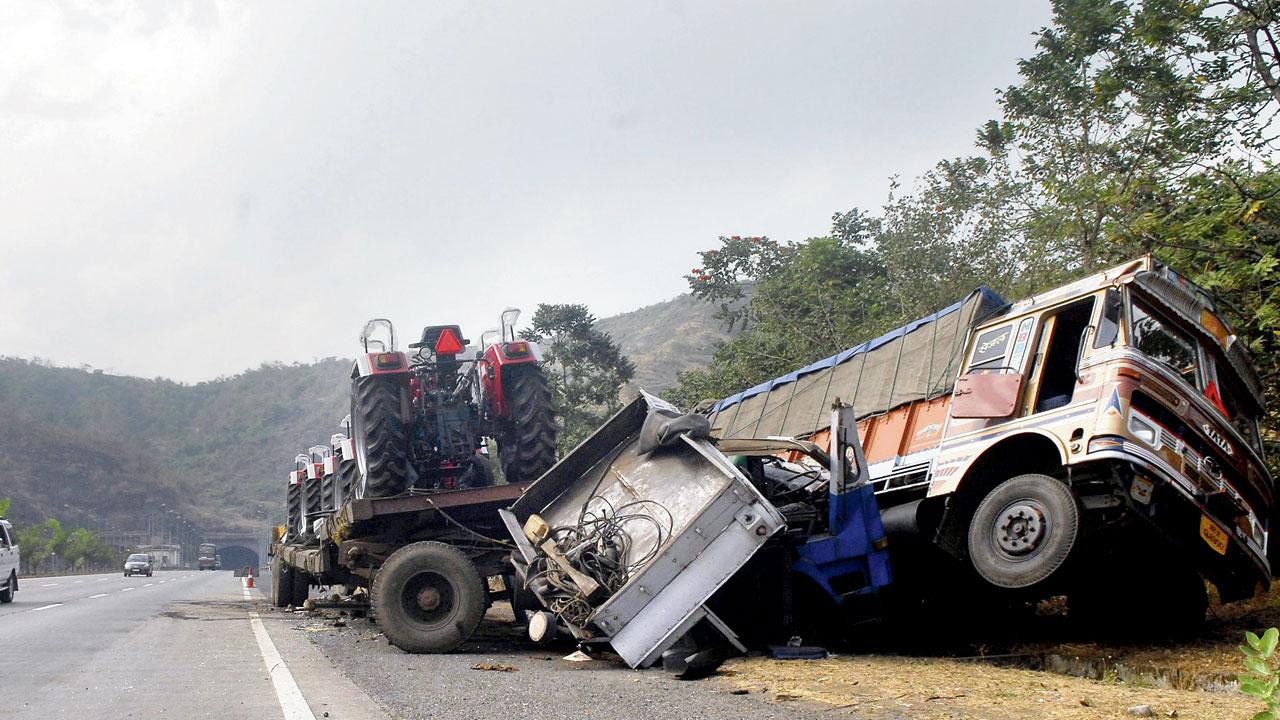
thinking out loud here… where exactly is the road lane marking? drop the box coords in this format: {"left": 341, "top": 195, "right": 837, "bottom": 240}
{"left": 40, "top": 583, "right": 58, "bottom": 587}
{"left": 121, "top": 587, "right": 135, "bottom": 592}
{"left": 144, "top": 583, "right": 154, "bottom": 587}
{"left": 242, "top": 581, "right": 316, "bottom": 720}
{"left": 73, "top": 580, "right": 83, "bottom": 584}
{"left": 89, "top": 593, "right": 108, "bottom": 599}
{"left": 33, "top": 603, "right": 63, "bottom": 611}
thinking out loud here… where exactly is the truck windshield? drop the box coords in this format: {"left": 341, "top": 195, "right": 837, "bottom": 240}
{"left": 1129, "top": 297, "right": 1263, "bottom": 452}
{"left": 1130, "top": 300, "right": 1200, "bottom": 388}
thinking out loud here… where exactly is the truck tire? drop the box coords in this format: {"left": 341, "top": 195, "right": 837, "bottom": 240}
{"left": 305, "top": 474, "right": 323, "bottom": 519}
{"left": 0, "top": 572, "right": 14, "bottom": 603}
{"left": 496, "top": 367, "right": 557, "bottom": 485}
{"left": 371, "top": 541, "right": 486, "bottom": 653}
{"left": 351, "top": 375, "right": 411, "bottom": 498}
{"left": 271, "top": 556, "right": 294, "bottom": 608}
{"left": 1069, "top": 555, "right": 1207, "bottom": 642}
{"left": 966, "top": 473, "right": 1079, "bottom": 589}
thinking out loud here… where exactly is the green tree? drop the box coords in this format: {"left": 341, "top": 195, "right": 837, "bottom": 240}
{"left": 523, "top": 304, "right": 636, "bottom": 451}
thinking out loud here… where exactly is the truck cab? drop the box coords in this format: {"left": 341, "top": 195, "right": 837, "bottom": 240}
{"left": 934, "top": 257, "right": 1271, "bottom": 622}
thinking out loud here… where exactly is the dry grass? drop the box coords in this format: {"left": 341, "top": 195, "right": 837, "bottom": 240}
{"left": 717, "top": 654, "right": 1254, "bottom": 719}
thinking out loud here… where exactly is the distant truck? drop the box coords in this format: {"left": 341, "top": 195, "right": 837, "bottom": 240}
{"left": 198, "top": 543, "right": 218, "bottom": 571}
{"left": 706, "top": 257, "right": 1273, "bottom": 634}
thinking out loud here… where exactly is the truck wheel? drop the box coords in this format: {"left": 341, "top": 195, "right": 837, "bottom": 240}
{"left": 967, "top": 473, "right": 1079, "bottom": 589}
{"left": 0, "top": 572, "right": 14, "bottom": 603}
{"left": 352, "top": 375, "right": 411, "bottom": 498}
{"left": 291, "top": 567, "right": 310, "bottom": 605}
{"left": 497, "top": 367, "right": 557, "bottom": 485}
{"left": 371, "top": 541, "right": 486, "bottom": 653}
{"left": 1069, "top": 557, "right": 1207, "bottom": 642}
{"left": 271, "top": 556, "right": 294, "bottom": 608}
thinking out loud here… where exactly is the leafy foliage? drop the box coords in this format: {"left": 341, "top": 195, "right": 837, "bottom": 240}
{"left": 1240, "top": 627, "right": 1280, "bottom": 718}
{"left": 523, "top": 304, "right": 635, "bottom": 452}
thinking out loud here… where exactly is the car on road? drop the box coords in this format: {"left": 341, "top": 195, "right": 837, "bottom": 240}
{"left": 123, "top": 553, "right": 153, "bottom": 577}
{"left": 0, "top": 518, "right": 18, "bottom": 603}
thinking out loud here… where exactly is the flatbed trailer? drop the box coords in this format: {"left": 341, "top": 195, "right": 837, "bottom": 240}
{"left": 270, "top": 482, "right": 531, "bottom": 653}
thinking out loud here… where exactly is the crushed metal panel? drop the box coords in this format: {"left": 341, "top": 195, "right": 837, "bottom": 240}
{"left": 506, "top": 392, "right": 785, "bottom": 668}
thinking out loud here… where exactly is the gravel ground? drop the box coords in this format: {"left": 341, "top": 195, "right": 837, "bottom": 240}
{"left": 273, "top": 603, "right": 843, "bottom": 720}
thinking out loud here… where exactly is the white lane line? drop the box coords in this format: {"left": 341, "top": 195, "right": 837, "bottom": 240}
{"left": 73, "top": 580, "right": 83, "bottom": 584}
{"left": 89, "top": 593, "right": 109, "bottom": 599}
{"left": 144, "top": 583, "right": 154, "bottom": 587}
{"left": 33, "top": 603, "right": 63, "bottom": 612}
{"left": 242, "top": 581, "right": 316, "bottom": 720}
{"left": 120, "top": 587, "right": 135, "bottom": 592}
{"left": 40, "top": 583, "right": 58, "bottom": 587}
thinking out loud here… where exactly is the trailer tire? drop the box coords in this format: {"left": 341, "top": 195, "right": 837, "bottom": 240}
{"left": 352, "top": 374, "right": 410, "bottom": 498}
{"left": 291, "top": 566, "right": 310, "bottom": 605}
{"left": 497, "top": 367, "right": 557, "bottom": 485}
{"left": 271, "top": 555, "right": 294, "bottom": 608}
{"left": 967, "top": 473, "right": 1079, "bottom": 589}
{"left": 371, "top": 541, "right": 485, "bottom": 653}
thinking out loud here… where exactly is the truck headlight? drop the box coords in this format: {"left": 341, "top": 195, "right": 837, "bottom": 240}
{"left": 1128, "top": 412, "right": 1159, "bottom": 447}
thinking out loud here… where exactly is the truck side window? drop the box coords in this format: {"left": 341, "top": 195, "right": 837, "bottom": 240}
{"left": 0, "top": 528, "right": 9, "bottom": 548}
{"left": 1094, "top": 289, "right": 1121, "bottom": 348}
{"left": 1033, "top": 298, "right": 1096, "bottom": 413}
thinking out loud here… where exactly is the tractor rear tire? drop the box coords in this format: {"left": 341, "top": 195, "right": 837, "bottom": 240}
{"left": 371, "top": 541, "right": 486, "bottom": 653}
{"left": 497, "top": 367, "right": 557, "bottom": 485}
{"left": 286, "top": 484, "right": 302, "bottom": 537}
{"left": 351, "top": 374, "right": 411, "bottom": 498}
{"left": 966, "top": 473, "right": 1079, "bottom": 589}
{"left": 337, "top": 457, "right": 359, "bottom": 506}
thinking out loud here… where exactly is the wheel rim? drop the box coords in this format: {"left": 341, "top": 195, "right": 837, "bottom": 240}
{"left": 992, "top": 500, "right": 1048, "bottom": 558}
{"left": 399, "top": 571, "right": 456, "bottom": 627}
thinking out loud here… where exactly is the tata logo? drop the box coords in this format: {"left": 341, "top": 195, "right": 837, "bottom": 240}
{"left": 1202, "top": 423, "right": 1234, "bottom": 456}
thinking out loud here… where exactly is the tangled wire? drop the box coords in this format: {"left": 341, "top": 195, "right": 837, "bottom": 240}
{"left": 526, "top": 495, "right": 674, "bottom": 627}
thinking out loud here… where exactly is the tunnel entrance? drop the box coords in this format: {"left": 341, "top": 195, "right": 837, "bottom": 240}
{"left": 215, "top": 544, "right": 260, "bottom": 572}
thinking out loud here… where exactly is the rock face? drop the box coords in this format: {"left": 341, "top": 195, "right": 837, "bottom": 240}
{"left": 595, "top": 293, "right": 739, "bottom": 391}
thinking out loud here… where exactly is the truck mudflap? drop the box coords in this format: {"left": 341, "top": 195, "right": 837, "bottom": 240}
{"left": 502, "top": 391, "right": 786, "bottom": 668}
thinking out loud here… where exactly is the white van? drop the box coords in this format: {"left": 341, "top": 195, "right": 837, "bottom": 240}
{"left": 0, "top": 519, "right": 18, "bottom": 603}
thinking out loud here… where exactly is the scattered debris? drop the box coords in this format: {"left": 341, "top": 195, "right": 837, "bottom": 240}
{"left": 562, "top": 650, "right": 592, "bottom": 662}
{"left": 1128, "top": 705, "right": 1155, "bottom": 717}
{"left": 471, "top": 662, "right": 517, "bottom": 672}
{"left": 767, "top": 645, "right": 828, "bottom": 660}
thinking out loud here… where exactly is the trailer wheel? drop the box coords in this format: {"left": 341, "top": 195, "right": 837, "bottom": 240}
{"left": 352, "top": 374, "right": 410, "bottom": 498}
{"left": 966, "top": 473, "right": 1079, "bottom": 589}
{"left": 271, "top": 556, "right": 294, "bottom": 608}
{"left": 497, "top": 367, "right": 557, "bottom": 485}
{"left": 371, "top": 541, "right": 486, "bottom": 653}
{"left": 291, "top": 567, "right": 310, "bottom": 605}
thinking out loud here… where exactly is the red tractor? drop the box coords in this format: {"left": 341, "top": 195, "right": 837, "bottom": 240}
{"left": 348, "top": 308, "right": 557, "bottom": 498}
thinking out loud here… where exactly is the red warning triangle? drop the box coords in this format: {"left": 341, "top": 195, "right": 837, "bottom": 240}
{"left": 434, "top": 328, "right": 464, "bottom": 355}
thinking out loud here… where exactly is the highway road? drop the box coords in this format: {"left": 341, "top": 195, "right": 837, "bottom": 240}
{"left": 0, "top": 569, "right": 387, "bottom": 719}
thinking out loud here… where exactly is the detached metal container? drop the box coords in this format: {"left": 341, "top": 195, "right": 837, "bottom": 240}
{"left": 503, "top": 392, "right": 785, "bottom": 668}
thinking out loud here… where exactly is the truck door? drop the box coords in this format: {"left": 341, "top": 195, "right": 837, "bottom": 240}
{"left": 1028, "top": 297, "right": 1097, "bottom": 414}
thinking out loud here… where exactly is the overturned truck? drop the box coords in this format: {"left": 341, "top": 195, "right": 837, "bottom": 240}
{"left": 705, "top": 256, "right": 1274, "bottom": 634}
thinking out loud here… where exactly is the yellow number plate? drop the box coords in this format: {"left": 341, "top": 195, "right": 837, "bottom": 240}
{"left": 1199, "top": 515, "right": 1229, "bottom": 556}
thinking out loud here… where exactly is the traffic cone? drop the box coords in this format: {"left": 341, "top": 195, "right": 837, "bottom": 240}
{"left": 246, "top": 566, "right": 255, "bottom": 589}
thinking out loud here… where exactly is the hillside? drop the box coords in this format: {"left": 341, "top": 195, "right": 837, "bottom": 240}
{"left": 0, "top": 357, "right": 351, "bottom": 533}
{"left": 0, "top": 294, "right": 729, "bottom": 535}
{"left": 595, "top": 293, "right": 736, "bottom": 391}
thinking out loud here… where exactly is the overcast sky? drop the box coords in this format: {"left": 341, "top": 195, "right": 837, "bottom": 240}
{"left": 1, "top": 1, "right": 1050, "bottom": 383}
